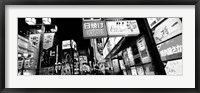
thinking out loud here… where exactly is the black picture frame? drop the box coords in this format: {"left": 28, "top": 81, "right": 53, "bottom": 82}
{"left": 0, "top": 0, "right": 199, "bottom": 93}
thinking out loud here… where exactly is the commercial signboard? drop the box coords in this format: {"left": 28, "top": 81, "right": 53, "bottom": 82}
{"left": 82, "top": 21, "right": 107, "bottom": 38}
{"left": 153, "top": 18, "right": 182, "bottom": 44}
{"left": 43, "top": 33, "right": 55, "bottom": 49}
{"left": 147, "top": 18, "right": 165, "bottom": 29}
{"left": 29, "top": 34, "right": 41, "bottom": 48}
{"left": 106, "top": 20, "right": 140, "bottom": 36}
{"left": 136, "top": 37, "right": 151, "bottom": 63}
{"left": 157, "top": 35, "right": 182, "bottom": 61}
{"left": 62, "top": 40, "right": 71, "bottom": 49}
{"left": 164, "top": 59, "right": 182, "bottom": 75}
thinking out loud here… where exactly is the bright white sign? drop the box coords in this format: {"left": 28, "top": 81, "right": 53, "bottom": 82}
{"left": 106, "top": 20, "right": 140, "bottom": 36}
{"left": 164, "top": 59, "right": 182, "bottom": 75}
{"left": 62, "top": 40, "right": 71, "bottom": 49}
{"left": 153, "top": 18, "right": 182, "bottom": 44}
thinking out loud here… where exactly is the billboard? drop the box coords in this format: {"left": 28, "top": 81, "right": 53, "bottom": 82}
{"left": 157, "top": 35, "right": 182, "bottom": 61}
{"left": 82, "top": 21, "right": 107, "bottom": 38}
{"left": 106, "top": 20, "right": 140, "bottom": 37}
{"left": 153, "top": 18, "right": 182, "bottom": 44}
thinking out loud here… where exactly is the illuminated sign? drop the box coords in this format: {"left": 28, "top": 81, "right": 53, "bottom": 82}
{"left": 147, "top": 18, "right": 165, "bottom": 29}
{"left": 136, "top": 37, "right": 151, "bottom": 63}
{"left": 153, "top": 18, "right": 182, "bottom": 44}
{"left": 157, "top": 35, "right": 182, "bottom": 61}
{"left": 82, "top": 21, "right": 107, "bottom": 38}
{"left": 43, "top": 33, "right": 55, "bottom": 49}
{"left": 62, "top": 40, "right": 71, "bottom": 49}
{"left": 106, "top": 20, "right": 140, "bottom": 36}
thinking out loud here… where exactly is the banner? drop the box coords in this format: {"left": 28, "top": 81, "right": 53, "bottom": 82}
{"left": 29, "top": 34, "right": 41, "bottom": 48}
{"left": 43, "top": 33, "right": 55, "bottom": 49}
{"left": 82, "top": 21, "right": 107, "bottom": 38}
{"left": 106, "top": 20, "right": 140, "bottom": 36}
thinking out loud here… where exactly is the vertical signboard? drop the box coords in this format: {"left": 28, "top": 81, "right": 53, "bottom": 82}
{"left": 43, "top": 33, "right": 55, "bottom": 49}
{"left": 136, "top": 37, "right": 151, "bottom": 63}
{"left": 106, "top": 20, "right": 140, "bottom": 36}
{"left": 82, "top": 21, "right": 107, "bottom": 38}
{"left": 29, "top": 34, "right": 41, "bottom": 48}
{"left": 153, "top": 18, "right": 182, "bottom": 44}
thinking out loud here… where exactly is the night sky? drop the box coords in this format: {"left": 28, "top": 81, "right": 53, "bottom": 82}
{"left": 18, "top": 18, "right": 91, "bottom": 50}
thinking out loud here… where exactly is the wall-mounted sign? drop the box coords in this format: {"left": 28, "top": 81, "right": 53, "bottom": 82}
{"left": 82, "top": 21, "right": 107, "bottom": 38}
{"left": 106, "top": 20, "right": 140, "bottom": 37}
{"left": 136, "top": 37, "right": 151, "bottom": 63}
{"left": 157, "top": 35, "right": 182, "bottom": 61}
{"left": 153, "top": 18, "right": 182, "bottom": 44}
{"left": 147, "top": 18, "right": 165, "bottom": 29}
{"left": 164, "top": 59, "right": 182, "bottom": 75}
{"left": 62, "top": 40, "right": 71, "bottom": 49}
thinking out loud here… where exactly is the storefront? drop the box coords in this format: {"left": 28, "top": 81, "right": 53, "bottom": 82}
{"left": 148, "top": 18, "right": 183, "bottom": 75}
{"left": 102, "top": 18, "right": 183, "bottom": 75}
{"left": 18, "top": 35, "right": 39, "bottom": 75}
